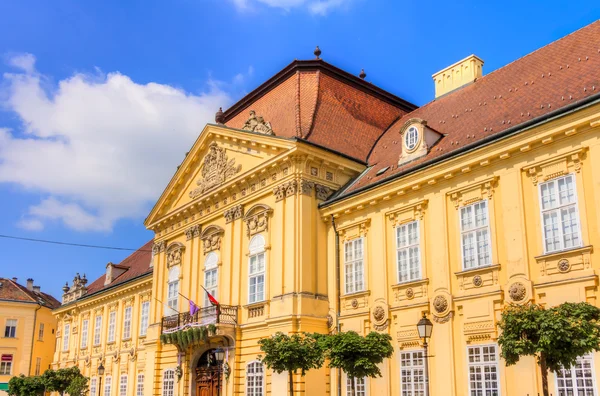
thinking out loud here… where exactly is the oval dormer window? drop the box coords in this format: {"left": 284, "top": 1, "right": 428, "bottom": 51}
{"left": 404, "top": 126, "right": 419, "bottom": 152}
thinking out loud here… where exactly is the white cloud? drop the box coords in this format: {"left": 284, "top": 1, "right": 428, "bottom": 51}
{"left": 0, "top": 54, "right": 243, "bottom": 232}
{"left": 230, "top": 0, "right": 350, "bottom": 14}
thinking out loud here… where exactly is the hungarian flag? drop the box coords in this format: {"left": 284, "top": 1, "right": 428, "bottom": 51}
{"left": 201, "top": 286, "right": 220, "bottom": 307}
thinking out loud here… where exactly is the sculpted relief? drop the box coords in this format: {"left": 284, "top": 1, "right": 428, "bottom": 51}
{"left": 190, "top": 143, "right": 241, "bottom": 199}
{"left": 242, "top": 110, "right": 275, "bottom": 135}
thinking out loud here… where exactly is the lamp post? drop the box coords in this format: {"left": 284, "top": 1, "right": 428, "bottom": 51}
{"left": 97, "top": 363, "right": 105, "bottom": 396}
{"left": 416, "top": 313, "right": 433, "bottom": 396}
{"left": 214, "top": 348, "right": 225, "bottom": 396}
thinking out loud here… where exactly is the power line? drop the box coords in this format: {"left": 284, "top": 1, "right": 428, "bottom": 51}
{"left": 0, "top": 234, "right": 151, "bottom": 252}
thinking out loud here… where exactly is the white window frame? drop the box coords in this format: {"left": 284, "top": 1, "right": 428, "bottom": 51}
{"left": 460, "top": 200, "right": 493, "bottom": 270}
{"left": 555, "top": 354, "right": 597, "bottom": 396}
{"left": 539, "top": 174, "right": 583, "bottom": 254}
{"left": 81, "top": 319, "right": 89, "bottom": 348}
{"left": 136, "top": 373, "right": 144, "bottom": 396}
{"left": 396, "top": 221, "right": 421, "bottom": 283}
{"left": 204, "top": 252, "right": 219, "bottom": 307}
{"left": 4, "top": 319, "right": 17, "bottom": 338}
{"left": 344, "top": 237, "right": 365, "bottom": 294}
{"left": 107, "top": 311, "right": 116, "bottom": 343}
{"left": 140, "top": 301, "right": 150, "bottom": 336}
{"left": 246, "top": 360, "right": 265, "bottom": 396}
{"left": 467, "top": 344, "right": 501, "bottom": 396}
{"left": 35, "top": 357, "right": 41, "bottom": 376}
{"left": 90, "top": 377, "right": 97, "bottom": 395}
{"left": 162, "top": 369, "right": 175, "bottom": 396}
{"left": 248, "top": 235, "right": 266, "bottom": 304}
{"left": 167, "top": 265, "right": 180, "bottom": 313}
{"left": 400, "top": 349, "right": 425, "bottom": 395}
{"left": 38, "top": 322, "right": 44, "bottom": 341}
{"left": 62, "top": 323, "right": 70, "bottom": 352}
{"left": 119, "top": 374, "right": 128, "bottom": 396}
{"left": 0, "top": 357, "right": 12, "bottom": 375}
{"left": 123, "top": 306, "right": 132, "bottom": 340}
{"left": 93, "top": 315, "right": 102, "bottom": 346}
{"left": 344, "top": 374, "right": 368, "bottom": 396}
{"left": 104, "top": 375, "right": 112, "bottom": 396}
{"left": 404, "top": 126, "right": 419, "bottom": 151}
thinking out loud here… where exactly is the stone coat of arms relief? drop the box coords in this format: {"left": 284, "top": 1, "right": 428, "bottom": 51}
{"left": 190, "top": 142, "right": 241, "bottom": 199}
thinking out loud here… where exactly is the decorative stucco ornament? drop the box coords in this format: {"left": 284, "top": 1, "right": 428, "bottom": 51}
{"left": 405, "top": 288, "right": 415, "bottom": 299}
{"left": 557, "top": 259, "right": 571, "bottom": 272}
{"left": 373, "top": 306, "right": 386, "bottom": 322}
{"left": 472, "top": 275, "right": 483, "bottom": 287}
{"left": 508, "top": 282, "right": 527, "bottom": 302}
{"left": 351, "top": 299, "right": 359, "bottom": 309}
{"left": 433, "top": 295, "right": 448, "bottom": 314}
{"left": 242, "top": 110, "right": 275, "bottom": 135}
{"left": 327, "top": 314, "right": 334, "bottom": 329}
{"left": 190, "top": 143, "right": 241, "bottom": 199}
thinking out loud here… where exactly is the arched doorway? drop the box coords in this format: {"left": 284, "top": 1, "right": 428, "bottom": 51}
{"left": 195, "top": 349, "right": 222, "bottom": 396}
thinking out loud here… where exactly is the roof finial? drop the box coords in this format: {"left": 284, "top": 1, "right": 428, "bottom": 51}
{"left": 215, "top": 107, "right": 224, "bottom": 124}
{"left": 359, "top": 69, "right": 367, "bottom": 79}
{"left": 314, "top": 46, "right": 322, "bottom": 60}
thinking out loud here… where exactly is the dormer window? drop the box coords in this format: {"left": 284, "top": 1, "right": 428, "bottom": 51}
{"left": 404, "top": 126, "right": 420, "bottom": 152}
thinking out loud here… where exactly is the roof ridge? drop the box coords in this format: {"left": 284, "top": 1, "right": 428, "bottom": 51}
{"left": 303, "top": 69, "right": 322, "bottom": 140}
{"left": 4, "top": 278, "right": 36, "bottom": 303}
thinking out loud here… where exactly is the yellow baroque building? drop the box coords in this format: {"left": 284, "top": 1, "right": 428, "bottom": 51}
{"left": 52, "top": 241, "right": 153, "bottom": 395}
{"left": 0, "top": 277, "right": 59, "bottom": 395}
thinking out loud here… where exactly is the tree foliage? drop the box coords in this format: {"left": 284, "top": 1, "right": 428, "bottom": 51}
{"left": 258, "top": 332, "right": 325, "bottom": 396}
{"left": 8, "top": 367, "right": 88, "bottom": 396}
{"left": 498, "top": 302, "right": 600, "bottom": 396}
{"left": 7, "top": 375, "right": 45, "bottom": 396}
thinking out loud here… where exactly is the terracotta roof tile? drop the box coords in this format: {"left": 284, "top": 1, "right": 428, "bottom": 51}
{"left": 338, "top": 19, "right": 600, "bottom": 196}
{"left": 0, "top": 278, "right": 61, "bottom": 309}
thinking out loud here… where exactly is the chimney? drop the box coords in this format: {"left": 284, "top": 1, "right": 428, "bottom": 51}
{"left": 33, "top": 285, "right": 41, "bottom": 293}
{"left": 432, "top": 54, "right": 483, "bottom": 98}
{"left": 12, "top": 277, "right": 17, "bottom": 282}
{"left": 26, "top": 278, "right": 34, "bottom": 291}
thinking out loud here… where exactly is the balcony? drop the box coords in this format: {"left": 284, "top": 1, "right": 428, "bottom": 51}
{"left": 161, "top": 305, "right": 238, "bottom": 334}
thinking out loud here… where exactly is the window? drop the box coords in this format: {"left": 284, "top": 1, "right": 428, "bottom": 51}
{"left": 136, "top": 374, "right": 144, "bottom": 396}
{"left": 400, "top": 350, "right": 425, "bottom": 395}
{"left": 38, "top": 323, "right": 44, "bottom": 341}
{"left": 90, "top": 377, "right": 97, "bottom": 395}
{"left": 555, "top": 355, "right": 596, "bottom": 396}
{"left": 248, "top": 235, "right": 266, "bottom": 304}
{"left": 0, "top": 355, "right": 12, "bottom": 375}
{"left": 4, "top": 319, "right": 17, "bottom": 338}
{"left": 94, "top": 315, "right": 102, "bottom": 346}
{"left": 467, "top": 345, "right": 500, "bottom": 396}
{"left": 346, "top": 377, "right": 367, "bottom": 396}
{"left": 35, "top": 357, "right": 41, "bottom": 375}
{"left": 104, "top": 376, "right": 112, "bottom": 396}
{"left": 460, "top": 201, "right": 492, "bottom": 269}
{"left": 81, "top": 319, "right": 89, "bottom": 348}
{"left": 246, "top": 361, "right": 264, "bottom": 396}
{"left": 204, "top": 252, "right": 219, "bottom": 307}
{"left": 167, "top": 266, "right": 180, "bottom": 313}
{"left": 62, "top": 323, "right": 70, "bottom": 351}
{"left": 396, "top": 221, "right": 421, "bottom": 283}
{"left": 162, "top": 369, "right": 175, "bottom": 396}
{"left": 108, "top": 311, "right": 116, "bottom": 343}
{"left": 344, "top": 238, "right": 365, "bottom": 294}
{"left": 140, "top": 301, "right": 150, "bottom": 336}
{"left": 404, "top": 126, "right": 419, "bottom": 151}
{"left": 119, "top": 374, "right": 128, "bottom": 396}
{"left": 123, "top": 306, "right": 132, "bottom": 339}
{"left": 539, "top": 174, "right": 582, "bottom": 253}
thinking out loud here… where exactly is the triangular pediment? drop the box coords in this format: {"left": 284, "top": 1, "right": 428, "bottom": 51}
{"left": 145, "top": 124, "right": 296, "bottom": 228}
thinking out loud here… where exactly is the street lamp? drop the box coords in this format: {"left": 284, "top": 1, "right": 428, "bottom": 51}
{"left": 97, "top": 363, "right": 105, "bottom": 396}
{"left": 416, "top": 313, "right": 433, "bottom": 396}
{"left": 214, "top": 349, "right": 225, "bottom": 396}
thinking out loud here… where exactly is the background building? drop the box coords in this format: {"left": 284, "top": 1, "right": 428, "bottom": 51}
{"left": 0, "top": 277, "right": 59, "bottom": 395}
{"left": 52, "top": 241, "right": 152, "bottom": 396}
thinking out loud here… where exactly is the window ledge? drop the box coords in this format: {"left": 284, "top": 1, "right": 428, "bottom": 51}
{"left": 391, "top": 278, "right": 429, "bottom": 290}
{"left": 535, "top": 245, "right": 592, "bottom": 261}
{"left": 454, "top": 264, "right": 500, "bottom": 276}
{"left": 243, "top": 301, "right": 268, "bottom": 309}
{"left": 342, "top": 290, "right": 371, "bottom": 299}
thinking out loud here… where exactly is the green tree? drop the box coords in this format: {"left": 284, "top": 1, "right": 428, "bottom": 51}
{"left": 258, "top": 332, "right": 325, "bottom": 396}
{"left": 65, "top": 375, "right": 89, "bottom": 396}
{"left": 42, "top": 366, "right": 88, "bottom": 395}
{"left": 7, "top": 375, "right": 45, "bottom": 396}
{"left": 321, "top": 331, "right": 394, "bottom": 396}
{"left": 498, "top": 302, "right": 600, "bottom": 396}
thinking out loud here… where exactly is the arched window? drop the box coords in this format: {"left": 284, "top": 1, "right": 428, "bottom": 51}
{"left": 162, "top": 369, "right": 175, "bottom": 396}
{"left": 167, "top": 266, "right": 180, "bottom": 314}
{"left": 204, "top": 252, "right": 219, "bottom": 307}
{"left": 246, "top": 361, "right": 264, "bottom": 396}
{"left": 248, "top": 235, "right": 266, "bottom": 304}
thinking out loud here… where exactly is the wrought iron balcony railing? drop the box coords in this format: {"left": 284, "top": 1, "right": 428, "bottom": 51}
{"left": 161, "top": 305, "right": 238, "bottom": 334}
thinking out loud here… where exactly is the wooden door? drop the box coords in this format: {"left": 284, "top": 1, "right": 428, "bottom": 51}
{"left": 196, "top": 368, "right": 220, "bottom": 396}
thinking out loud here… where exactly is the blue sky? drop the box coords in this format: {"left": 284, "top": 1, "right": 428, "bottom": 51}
{"left": 0, "top": 0, "right": 598, "bottom": 299}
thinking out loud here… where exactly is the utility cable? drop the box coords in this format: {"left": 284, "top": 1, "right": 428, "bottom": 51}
{"left": 0, "top": 234, "right": 151, "bottom": 252}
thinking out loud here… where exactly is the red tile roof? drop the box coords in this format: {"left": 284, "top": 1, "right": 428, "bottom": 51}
{"left": 336, "top": 19, "right": 600, "bottom": 197}
{"left": 0, "top": 278, "right": 60, "bottom": 309}
{"left": 223, "top": 60, "right": 417, "bottom": 162}
{"left": 80, "top": 240, "right": 153, "bottom": 298}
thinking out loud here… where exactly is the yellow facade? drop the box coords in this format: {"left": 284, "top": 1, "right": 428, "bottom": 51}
{"left": 52, "top": 270, "right": 153, "bottom": 396}
{"left": 0, "top": 279, "right": 57, "bottom": 395}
